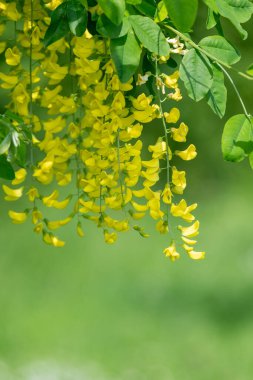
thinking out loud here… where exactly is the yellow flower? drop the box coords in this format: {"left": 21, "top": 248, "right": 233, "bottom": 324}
{"left": 2, "top": 185, "right": 23, "bottom": 201}
{"left": 27, "top": 187, "right": 39, "bottom": 202}
{"left": 131, "top": 93, "right": 153, "bottom": 110}
{"left": 43, "top": 191, "right": 71, "bottom": 209}
{"left": 12, "top": 83, "right": 30, "bottom": 116}
{"left": 104, "top": 231, "right": 117, "bottom": 244}
{"left": 163, "top": 242, "right": 180, "bottom": 261}
{"left": 148, "top": 198, "right": 164, "bottom": 220}
{"left": 12, "top": 168, "right": 27, "bottom": 185}
{"left": 68, "top": 122, "right": 80, "bottom": 139}
{"left": 168, "top": 87, "right": 182, "bottom": 101}
{"left": 32, "top": 209, "right": 43, "bottom": 225}
{"left": 182, "top": 236, "right": 197, "bottom": 245}
{"left": 0, "top": 41, "right": 6, "bottom": 53}
{"left": 131, "top": 212, "right": 146, "bottom": 220}
{"left": 164, "top": 108, "right": 180, "bottom": 123}
{"left": 172, "top": 167, "right": 186, "bottom": 194}
{"left": 42, "top": 190, "right": 59, "bottom": 206}
{"left": 178, "top": 220, "right": 199, "bottom": 238}
{"left": 162, "top": 184, "right": 172, "bottom": 204}
{"left": 175, "top": 144, "right": 197, "bottom": 161}
{"left": 188, "top": 250, "right": 205, "bottom": 260}
{"left": 171, "top": 199, "right": 197, "bottom": 222}
{"left": 77, "top": 221, "right": 85, "bottom": 237}
{"left": 5, "top": 47, "right": 21, "bottom": 66}
{"left": 0, "top": 72, "right": 18, "bottom": 89}
{"left": 171, "top": 122, "right": 188, "bottom": 142}
{"left": 148, "top": 140, "right": 172, "bottom": 159}
{"left": 45, "top": 0, "right": 64, "bottom": 10}
{"left": 34, "top": 223, "right": 43, "bottom": 234}
{"left": 47, "top": 217, "right": 72, "bottom": 230}
{"left": 156, "top": 220, "right": 169, "bottom": 234}
{"left": 2, "top": 2, "right": 21, "bottom": 21}
{"left": 43, "top": 233, "right": 65, "bottom": 247}
{"left": 132, "top": 201, "right": 149, "bottom": 212}
{"left": 183, "top": 244, "right": 205, "bottom": 260}
{"left": 163, "top": 71, "right": 179, "bottom": 89}
{"left": 8, "top": 210, "right": 27, "bottom": 224}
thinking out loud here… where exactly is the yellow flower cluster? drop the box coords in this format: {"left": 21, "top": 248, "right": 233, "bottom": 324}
{"left": 0, "top": 0, "right": 205, "bottom": 260}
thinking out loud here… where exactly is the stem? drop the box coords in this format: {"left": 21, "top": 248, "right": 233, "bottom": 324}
{"left": 155, "top": 58, "right": 170, "bottom": 222}
{"left": 29, "top": 0, "right": 34, "bottom": 166}
{"left": 216, "top": 63, "right": 250, "bottom": 117}
{"left": 116, "top": 128, "right": 125, "bottom": 207}
{"left": 163, "top": 24, "right": 253, "bottom": 81}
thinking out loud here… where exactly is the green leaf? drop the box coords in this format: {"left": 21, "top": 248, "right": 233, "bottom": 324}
{"left": 134, "top": 0, "right": 156, "bottom": 18}
{"left": 0, "top": 155, "right": 15, "bottom": 180}
{"left": 66, "top": 0, "right": 87, "bottom": 36}
{"left": 44, "top": 2, "right": 69, "bottom": 47}
{"left": 215, "top": 0, "right": 253, "bottom": 39}
{"left": 179, "top": 49, "right": 213, "bottom": 102}
{"left": 0, "top": 134, "right": 11, "bottom": 155}
{"left": 5, "top": 110, "right": 23, "bottom": 124}
{"left": 199, "top": 35, "right": 241, "bottom": 65}
{"left": 206, "top": 9, "right": 217, "bottom": 29}
{"left": 206, "top": 65, "right": 227, "bottom": 118}
{"left": 246, "top": 64, "right": 253, "bottom": 76}
{"left": 79, "top": 0, "right": 88, "bottom": 8}
{"left": 222, "top": 114, "right": 253, "bottom": 162}
{"left": 15, "top": 142, "right": 27, "bottom": 167}
{"left": 96, "top": 15, "right": 130, "bottom": 38}
{"left": 249, "top": 151, "right": 253, "bottom": 169}
{"left": 97, "top": 0, "right": 125, "bottom": 25}
{"left": 126, "top": 0, "right": 142, "bottom": 4}
{"left": 154, "top": 1, "right": 168, "bottom": 22}
{"left": 163, "top": 0, "right": 198, "bottom": 32}
{"left": 129, "top": 15, "right": 170, "bottom": 56}
{"left": 202, "top": 0, "right": 219, "bottom": 13}
{"left": 110, "top": 27, "right": 142, "bottom": 82}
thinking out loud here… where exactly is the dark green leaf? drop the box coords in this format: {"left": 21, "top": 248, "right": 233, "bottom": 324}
{"left": 110, "top": 28, "right": 142, "bottom": 82}
{"left": 134, "top": 0, "right": 156, "bottom": 17}
{"left": 199, "top": 35, "right": 241, "bottom": 65}
{"left": 96, "top": 15, "right": 130, "bottom": 38}
{"left": 15, "top": 142, "right": 27, "bottom": 167}
{"left": 206, "top": 65, "right": 227, "bottom": 118}
{"left": 179, "top": 49, "right": 213, "bottom": 102}
{"left": 129, "top": 15, "right": 170, "bottom": 56}
{"left": 44, "top": 2, "right": 69, "bottom": 47}
{"left": 5, "top": 110, "right": 23, "bottom": 124}
{"left": 126, "top": 0, "right": 142, "bottom": 4}
{"left": 163, "top": 0, "right": 198, "bottom": 32}
{"left": 0, "top": 155, "right": 15, "bottom": 180}
{"left": 222, "top": 114, "right": 253, "bottom": 162}
{"left": 97, "top": 0, "right": 125, "bottom": 25}
{"left": 66, "top": 0, "right": 87, "bottom": 36}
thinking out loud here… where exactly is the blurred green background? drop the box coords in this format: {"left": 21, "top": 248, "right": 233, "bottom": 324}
{"left": 1, "top": 4, "right": 253, "bottom": 380}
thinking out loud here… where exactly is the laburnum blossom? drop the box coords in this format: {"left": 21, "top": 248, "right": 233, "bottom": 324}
{"left": 0, "top": 1, "right": 205, "bottom": 259}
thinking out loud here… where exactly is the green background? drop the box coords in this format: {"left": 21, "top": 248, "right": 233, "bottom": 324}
{"left": 0, "top": 4, "right": 253, "bottom": 379}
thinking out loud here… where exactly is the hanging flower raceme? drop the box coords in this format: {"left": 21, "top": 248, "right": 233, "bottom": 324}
{"left": 0, "top": 0, "right": 205, "bottom": 261}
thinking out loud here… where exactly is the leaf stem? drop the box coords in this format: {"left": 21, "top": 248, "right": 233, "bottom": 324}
{"left": 216, "top": 63, "right": 250, "bottom": 118}
{"left": 163, "top": 24, "right": 253, "bottom": 81}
